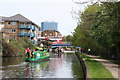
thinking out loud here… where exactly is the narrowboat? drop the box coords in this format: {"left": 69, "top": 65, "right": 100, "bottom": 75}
{"left": 25, "top": 50, "right": 50, "bottom": 62}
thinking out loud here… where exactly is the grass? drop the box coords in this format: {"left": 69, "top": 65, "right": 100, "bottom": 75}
{"left": 79, "top": 54, "right": 115, "bottom": 79}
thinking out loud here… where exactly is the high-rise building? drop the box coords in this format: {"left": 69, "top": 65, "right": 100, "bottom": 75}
{"left": 41, "top": 22, "right": 58, "bottom": 31}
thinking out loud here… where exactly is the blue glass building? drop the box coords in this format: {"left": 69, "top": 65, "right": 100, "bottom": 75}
{"left": 41, "top": 22, "right": 58, "bottom": 31}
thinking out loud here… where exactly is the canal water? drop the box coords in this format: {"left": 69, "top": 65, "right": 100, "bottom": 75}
{"left": 1, "top": 53, "right": 84, "bottom": 79}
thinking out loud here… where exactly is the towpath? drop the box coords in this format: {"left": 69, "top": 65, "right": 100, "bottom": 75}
{"left": 83, "top": 53, "right": 120, "bottom": 80}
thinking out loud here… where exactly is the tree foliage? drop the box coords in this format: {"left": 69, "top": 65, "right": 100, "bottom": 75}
{"left": 72, "top": 2, "right": 120, "bottom": 59}
{"left": 72, "top": 4, "right": 101, "bottom": 50}
{"left": 2, "top": 37, "right": 36, "bottom": 57}
{"left": 64, "top": 35, "right": 73, "bottom": 42}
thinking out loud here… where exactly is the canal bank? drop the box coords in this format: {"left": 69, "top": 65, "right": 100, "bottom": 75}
{"left": 75, "top": 52, "right": 87, "bottom": 80}
{"left": 1, "top": 53, "right": 84, "bottom": 79}
{"left": 83, "top": 53, "right": 119, "bottom": 80}
{"left": 79, "top": 53, "right": 116, "bottom": 80}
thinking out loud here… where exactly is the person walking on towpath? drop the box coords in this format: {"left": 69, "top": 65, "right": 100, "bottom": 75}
{"left": 88, "top": 48, "right": 91, "bottom": 54}
{"left": 26, "top": 48, "right": 31, "bottom": 58}
{"left": 81, "top": 48, "right": 84, "bottom": 53}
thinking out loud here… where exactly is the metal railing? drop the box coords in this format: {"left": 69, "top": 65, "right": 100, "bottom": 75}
{"left": 19, "top": 25, "right": 35, "bottom": 31}
{"left": 18, "top": 32, "right": 35, "bottom": 37}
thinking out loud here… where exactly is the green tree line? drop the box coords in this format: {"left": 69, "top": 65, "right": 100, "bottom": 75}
{"left": 2, "top": 37, "right": 36, "bottom": 57}
{"left": 67, "top": 2, "right": 120, "bottom": 61}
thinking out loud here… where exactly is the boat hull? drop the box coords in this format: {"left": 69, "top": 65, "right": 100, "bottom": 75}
{"left": 25, "top": 56, "right": 50, "bottom": 62}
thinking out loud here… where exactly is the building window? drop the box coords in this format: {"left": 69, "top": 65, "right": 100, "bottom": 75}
{"left": 21, "top": 29, "right": 26, "bottom": 33}
{"left": 11, "top": 22, "right": 16, "bottom": 25}
{"left": 9, "top": 36, "right": 16, "bottom": 39}
{"left": 5, "top": 29, "right": 11, "bottom": 33}
{"left": 45, "top": 33, "right": 47, "bottom": 36}
{"left": 21, "top": 22, "right": 26, "bottom": 25}
{"left": 11, "top": 29, "right": 16, "bottom": 33}
{"left": 7, "top": 22, "right": 11, "bottom": 25}
{"left": 50, "top": 33, "right": 52, "bottom": 36}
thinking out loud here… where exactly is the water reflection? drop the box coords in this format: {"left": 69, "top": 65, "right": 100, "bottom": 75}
{"left": 1, "top": 53, "right": 84, "bottom": 79}
{"left": 2, "top": 57, "right": 25, "bottom": 67}
{"left": 25, "top": 61, "right": 49, "bottom": 78}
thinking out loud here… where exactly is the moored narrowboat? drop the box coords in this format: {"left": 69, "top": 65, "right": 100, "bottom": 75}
{"left": 25, "top": 50, "right": 50, "bottom": 62}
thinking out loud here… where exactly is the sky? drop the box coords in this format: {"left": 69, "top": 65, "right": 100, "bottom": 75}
{"left": 0, "top": 0, "right": 85, "bottom": 36}
{"left": 0, "top": 0, "right": 119, "bottom": 36}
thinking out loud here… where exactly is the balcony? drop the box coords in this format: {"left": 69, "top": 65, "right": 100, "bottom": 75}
{"left": 19, "top": 25, "right": 31, "bottom": 29}
{"left": 19, "top": 25, "right": 38, "bottom": 31}
{"left": 31, "top": 25, "right": 35, "bottom": 31}
{"left": 34, "top": 27, "right": 38, "bottom": 31}
{"left": 18, "top": 32, "right": 35, "bottom": 37}
{"left": 29, "top": 32, "right": 35, "bottom": 37}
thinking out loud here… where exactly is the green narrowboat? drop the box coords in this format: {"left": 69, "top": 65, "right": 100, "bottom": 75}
{"left": 25, "top": 50, "right": 50, "bottom": 62}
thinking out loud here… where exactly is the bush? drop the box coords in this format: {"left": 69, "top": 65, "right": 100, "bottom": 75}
{"left": 2, "top": 37, "right": 36, "bottom": 57}
{"left": 2, "top": 40, "right": 18, "bottom": 57}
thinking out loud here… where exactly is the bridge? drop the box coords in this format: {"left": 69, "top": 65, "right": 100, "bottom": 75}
{"left": 51, "top": 42, "right": 74, "bottom": 48}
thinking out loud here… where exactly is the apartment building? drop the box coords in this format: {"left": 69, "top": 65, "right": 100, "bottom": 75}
{"left": 41, "top": 29, "right": 62, "bottom": 37}
{"left": 1, "top": 14, "right": 40, "bottom": 44}
{"left": 0, "top": 16, "right": 10, "bottom": 43}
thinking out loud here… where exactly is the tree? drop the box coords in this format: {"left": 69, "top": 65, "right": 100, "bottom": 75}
{"left": 64, "top": 35, "right": 73, "bottom": 42}
{"left": 72, "top": 2, "right": 120, "bottom": 60}
{"left": 72, "top": 4, "right": 101, "bottom": 51}
{"left": 91, "top": 2, "right": 120, "bottom": 58}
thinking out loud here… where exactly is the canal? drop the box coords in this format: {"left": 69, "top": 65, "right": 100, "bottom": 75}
{"left": 1, "top": 53, "right": 84, "bottom": 79}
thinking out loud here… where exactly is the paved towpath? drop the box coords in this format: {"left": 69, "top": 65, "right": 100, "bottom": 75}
{"left": 83, "top": 53, "right": 120, "bottom": 80}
